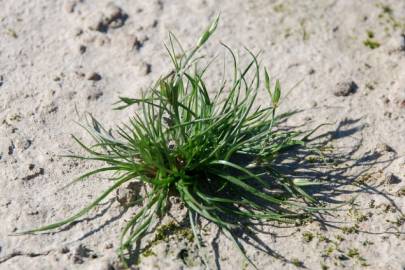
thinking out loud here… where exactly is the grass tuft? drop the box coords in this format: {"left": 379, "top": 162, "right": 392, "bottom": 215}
{"left": 22, "top": 17, "right": 334, "bottom": 268}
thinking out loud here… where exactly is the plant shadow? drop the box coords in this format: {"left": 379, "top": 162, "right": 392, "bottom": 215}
{"left": 204, "top": 117, "right": 401, "bottom": 269}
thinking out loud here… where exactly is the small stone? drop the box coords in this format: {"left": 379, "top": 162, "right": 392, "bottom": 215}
{"left": 28, "top": 210, "right": 39, "bottom": 215}
{"left": 337, "top": 254, "right": 349, "bottom": 261}
{"left": 334, "top": 80, "right": 358, "bottom": 96}
{"left": 75, "top": 71, "right": 85, "bottom": 78}
{"left": 397, "top": 187, "right": 405, "bottom": 196}
{"left": 28, "top": 164, "right": 35, "bottom": 170}
{"left": 142, "top": 62, "right": 152, "bottom": 75}
{"left": 0, "top": 75, "right": 3, "bottom": 87}
{"left": 73, "top": 256, "right": 83, "bottom": 264}
{"left": 87, "top": 91, "right": 103, "bottom": 100}
{"left": 87, "top": 12, "right": 108, "bottom": 33}
{"left": 87, "top": 72, "right": 102, "bottom": 81}
{"left": 73, "top": 244, "right": 92, "bottom": 264}
{"left": 79, "top": 45, "right": 86, "bottom": 54}
{"left": 308, "top": 68, "right": 315, "bottom": 75}
{"left": 60, "top": 246, "right": 70, "bottom": 254}
{"left": 16, "top": 138, "right": 32, "bottom": 150}
{"left": 375, "top": 143, "right": 395, "bottom": 154}
{"left": 104, "top": 3, "right": 127, "bottom": 29}
{"left": 384, "top": 173, "right": 401, "bottom": 185}
{"left": 8, "top": 142, "right": 15, "bottom": 155}
{"left": 104, "top": 243, "right": 113, "bottom": 249}
{"left": 116, "top": 182, "right": 141, "bottom": 206}
{"left": 396, "top": 98, "right": 405, "bottom": 109}
{"left": 73, "top": 27, "right": 83, "bottom": 36}
{"left": 64, "top": 0, "right": 77, "bottom": 13}
{"left": 133, "top": 36, "right": 145, "bottom": 51}
{"left": 310, "top": 101, "right": 317, "bottom": 107}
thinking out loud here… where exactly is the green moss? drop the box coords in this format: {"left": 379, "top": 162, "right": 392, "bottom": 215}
{"left": 154, "top": 221, "right": 194, "bottom": 243}
{"left": 317, "top": 234, "right": 330, "bottom": 243}
{"left": 341, "top": 225, "right": 359, "bottom": 234}
{"left": 362, "top": 240, "right": 374, "bottom": 246}
{"left": 291, "top": 258, "right": 304, "bottom": 268}
{"left": 300, "top": 20, "right": 309, "bottom": 41}
{"left": 381, "top": 4, "right": 393, "bottom": 15}
{"left": 6, "top": 28, "right": 18, "bottom": 38}
{"left": 355, "top": 173, "right": 375, "bottom": 185}
{"left": 324, "top": 246, "right": 334, "bottom": 257}
{"left": 376, "top": 3, "right": 405, "bottom": 31}
{"left": 365, "top": 83, "right": 375, "bottom": 90}
{"left": 302, "top": 231, "right": 314, "bottom": 243}
{"left": 142, "top": 249, "right": 156, "bottom": 257}
{"left": 335, "top": 235, "right": 345, "bottom": 242}
{"left": 363, "top": 39, "right": 380, "bottom": 49}
{"left": 305, "top": 155, "right": 319, "bottom": 163}
{"left": 366, "top": 30, "right": 374, "bottom": 38}
{"left": 347, "top": 248, "right": 359, "bottom": 258}
{"left": 349, "top": 208, "right": 369, "bottom": 223}
{"left": 273, "top": 3, "right": 286, "bottom": 13}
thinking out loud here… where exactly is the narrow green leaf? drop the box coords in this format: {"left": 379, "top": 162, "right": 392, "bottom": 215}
{"left": 272, "top": 79, "right": 281, "bottom": 106}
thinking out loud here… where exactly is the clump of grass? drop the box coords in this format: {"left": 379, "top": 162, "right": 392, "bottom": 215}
{"left": 22, "top": 17, "right": 332, "bottom": 268}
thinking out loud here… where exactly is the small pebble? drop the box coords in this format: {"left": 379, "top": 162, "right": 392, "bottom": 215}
{"left": 64, "top": 0, "right": 77, "bottom": 13}
{"left": 334, "top": 80, "right": 358, "bottom": 96}
{"left": 375, "top": 143, "right": 395, "bottom": 154}
{"left": 79, "top": 45, "right": 86, "bottom": 54}
{"left": 133, "top": 36, "right": 145, "bottom": 51}
{"left": 116, "top": 182, "right": 141, "bottom": 206}
{"left": 87, "top": 91, "right": 103, "bottom": 100}
{"left": 384, "top": 173, "right": 401, "bottom": 185}
{"left": 142, "top": 62, "right": 152, "bottom": 75}
{"left": 396, "top": 187, "right": 405, "bottom": 196}
{"left": 104, "top": 3, "right": 127, "bottom": 29}
{"left": 397, "top": 99, "right": 405, "bottom": 109}
{"left": 87, "top": 72, "right": 102, "bottom": 81}
{"left": 73, "top": 27, "right": 83, "bottom": 37}
{"left": 87, "top": 12, "right": 108, "bottom": 32}
{"left": 60, "top": 246, "right": 70, "bottom": 254}
{"left": 310, "top": 101, "right": 317, "bottom": 107}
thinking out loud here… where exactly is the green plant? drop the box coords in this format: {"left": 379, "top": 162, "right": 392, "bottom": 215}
{"left": 22, "top": 17, "right": 331, "bottom": 268}
{"left": 363, "top": 38, "right": 380, "bottom": 49}
{"left": 302, "top": 231, "right": 314, "bottom": 243}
